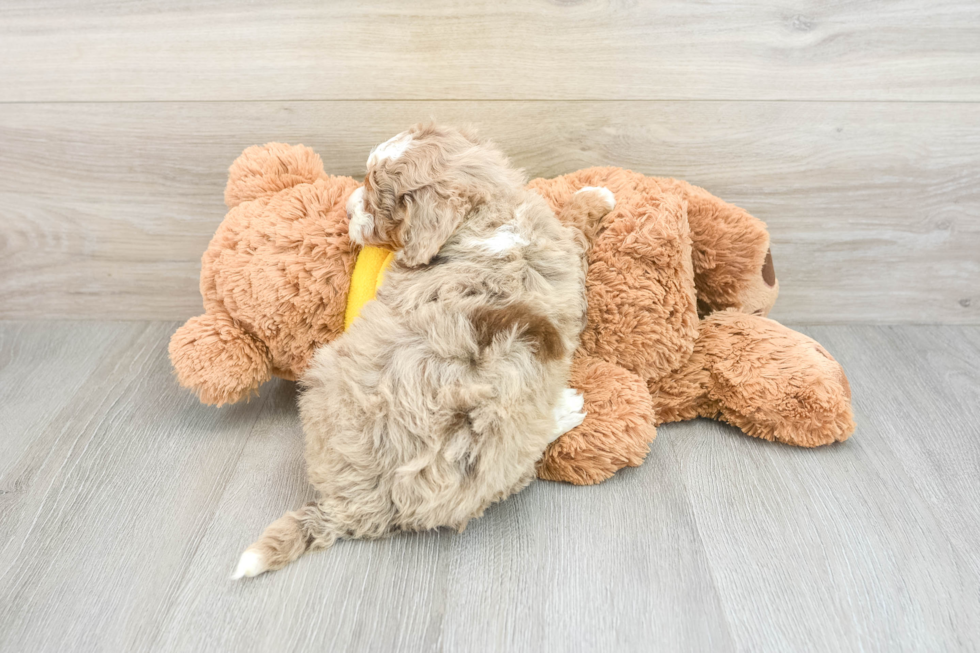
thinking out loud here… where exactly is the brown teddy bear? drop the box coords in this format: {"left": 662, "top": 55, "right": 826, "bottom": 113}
{"left": 170, "top": 143, "right": 854, "bottom": 486}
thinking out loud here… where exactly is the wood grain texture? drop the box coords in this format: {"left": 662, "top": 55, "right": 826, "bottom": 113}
{"left": 1, "top": 101, "right": 977, "bottom": 323}
{"left": 806, "top": 326, "right": 980, "bottom": 576}
{"left": 1, "top": 322, "right": 979, "bottom": 652}
{"left": 1, "top": 0, "right": 978, "bottom": 102}
{"left": 0, "top": 322, "right": 138, "bottom": 530}
{"left": 0, "top": 322, "right": 271, "bottom": 652}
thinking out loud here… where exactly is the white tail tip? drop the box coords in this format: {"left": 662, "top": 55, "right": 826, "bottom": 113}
{"left": 230, "top": 549, "right": 268, "bottom": 580}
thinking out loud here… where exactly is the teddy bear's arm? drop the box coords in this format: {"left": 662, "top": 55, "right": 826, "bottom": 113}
{"left": 169, "top": 312, "right": 274, "bottom": 406}
{"left": 224, "top": 143, "right": 328, "bottom": 209}
{"left": 649, "top": 310, "right": 854, "bottom": 447}
{"left": 537, "top": 356, "right": 657, "bottom": 485}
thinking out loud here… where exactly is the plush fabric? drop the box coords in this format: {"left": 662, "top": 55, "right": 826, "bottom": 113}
{"left": 170, "top": 144, "right": 855, "bottom": 485}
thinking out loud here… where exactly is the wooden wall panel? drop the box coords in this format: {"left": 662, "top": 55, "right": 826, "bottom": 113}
{"left": 1, "top": 0, "right": 978, "bottom": 102}
{"left": 1, "top": 101, "right": 976, "bottom": 323}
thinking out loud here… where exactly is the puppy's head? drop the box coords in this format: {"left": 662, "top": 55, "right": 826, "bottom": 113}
{"left": 346, "top": 123, "right": 524, "bottom": 266}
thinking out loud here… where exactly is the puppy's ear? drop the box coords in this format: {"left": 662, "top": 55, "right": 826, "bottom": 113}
{"left": 398, "top": 186, "right": 468, "bottom": 266}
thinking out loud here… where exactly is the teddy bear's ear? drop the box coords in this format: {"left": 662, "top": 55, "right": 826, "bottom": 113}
{"left": 225, "top": 143, "right": 325, "bottom": 209}
{"left": 397, "top": 186, "right": 469, "bottom": 267}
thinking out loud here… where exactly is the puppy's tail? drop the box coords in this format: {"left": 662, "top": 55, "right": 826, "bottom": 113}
{"left": 230, "top": 502, "right": 337, "bottom": 579}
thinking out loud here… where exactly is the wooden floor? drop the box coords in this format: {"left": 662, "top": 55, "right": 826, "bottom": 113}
{"left": 0, "top": 321, "right": 977, "bottom": 652}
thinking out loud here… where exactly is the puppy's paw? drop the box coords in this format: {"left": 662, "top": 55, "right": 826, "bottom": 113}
{"left": 230, "top": 548, "right": 269, "bottom": 580}
{"left": 345, "top": 186, "right": 374, "bottom": 246}
{"left": 551, "top": 388, "right": 587, "bottom": 442}
{"left": 574, "top": 186, "right": 616, "bottom": 211}
{"left": 560, "top": 387, "right": 585, "bottom": 413}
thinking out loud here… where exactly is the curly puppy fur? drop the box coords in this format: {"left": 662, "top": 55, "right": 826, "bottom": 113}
{"left": 232, "top": 124, "right": 613, "bottom": 578}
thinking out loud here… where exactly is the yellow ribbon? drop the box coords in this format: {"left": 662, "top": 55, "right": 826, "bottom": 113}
{"left": 344, "top": 246, "right": 395, "bottom": 331}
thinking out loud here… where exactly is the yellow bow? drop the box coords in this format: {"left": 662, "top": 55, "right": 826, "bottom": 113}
{"left": 344, "top": 246, "right": 395, "bottom": 331}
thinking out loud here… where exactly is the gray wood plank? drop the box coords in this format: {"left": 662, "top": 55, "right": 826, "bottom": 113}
{"left": 1, "top": 0, "right": 978, "bottom": 102}
{"left": 2, "top": 322, "right": 979, "bottom": 652}
{"left": 803, "top": 325, "right": 980, "bottom": 575}
{"left": 0, "top": 321, "right": 135, "bottom": 479}
{"left": 0, "top": 321, "right": 146, "bottom": 548}
{"left": 0, "top": 322, "right": 271, "bottom": 652}
{"left": 663, "top": 325, "right": 980, "bottom": 652}
{"left": 433, "top": 456, "right": 734, "bottom": 652}
{"left": 1, "top": 101, "right": 977, "bottom": 323}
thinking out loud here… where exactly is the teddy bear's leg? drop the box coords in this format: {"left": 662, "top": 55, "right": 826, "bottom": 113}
{"left": 656, "top": 179, "right": 778, "bottom": 317}
{"left": 224, "top": 143, "right": 327, "bottom": 209}
{"left": 537, "top": 356, "right": 657, "bottom": 485}
{"left": 169, "top": 312, "right": 274, "bottom": 406}
{"left": 650, "top": 310, "right": 854, "bottom": 447}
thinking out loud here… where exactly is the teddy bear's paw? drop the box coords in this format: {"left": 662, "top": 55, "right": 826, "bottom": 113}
{"left": 575, "top": 186, "right": 616, "bottom": 211}
{"left": 169, "top": 313, "right": 273, "bottom": 406}
{"left": 550, "top": 388, "right": 587, "bottom": 442}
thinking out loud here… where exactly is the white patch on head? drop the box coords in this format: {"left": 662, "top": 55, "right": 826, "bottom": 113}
{"left": 551, "top": 388, "right": 586, "bottom": 442}
{"left": 346, "top": 186, "right": 374, "bottom": 246}
{"left": 230, "top": 549, "right": 268, "bottom": 580}
{"left": 575, "top": 186, "right": 616, "bottom": 210}
{"left": 367, "top": 131, "right": 413, "bottom": 167}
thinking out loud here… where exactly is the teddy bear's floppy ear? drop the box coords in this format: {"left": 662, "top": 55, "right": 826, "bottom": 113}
{"left": 397, "top": 186, "right": 469, "bottom": 267}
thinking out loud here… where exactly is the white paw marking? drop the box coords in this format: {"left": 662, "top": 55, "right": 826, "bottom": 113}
{"left": 575, "top": 186, "right": 616, "bottom": 210}
{"left": 230, "top": 549, "right": 268, "bottom": 580}
{"left": 367, "top": 132, "right": 413, "bottom": 166}
{"left": 551, "top": 388, "right": 587, "bottom": 442}
{"left": 346, "top": 186, "right": 374, "bottom": 246}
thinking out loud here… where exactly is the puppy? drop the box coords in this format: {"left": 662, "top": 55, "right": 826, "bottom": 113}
{"left": 232, "top": 124, "right": 615, "bottom": 578}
